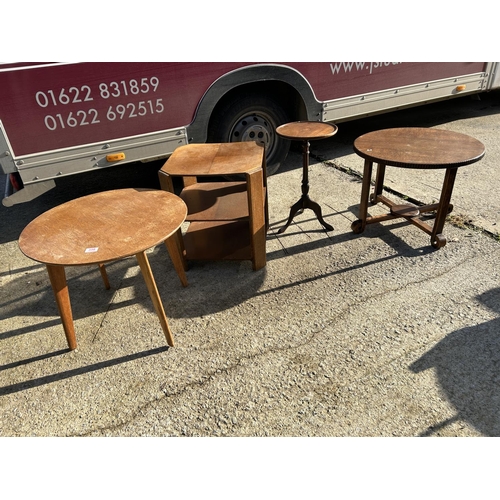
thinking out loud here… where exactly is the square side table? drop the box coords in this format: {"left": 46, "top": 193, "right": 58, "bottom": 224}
{"left": 159, "top": 142, "right": 268, "bottom": 270}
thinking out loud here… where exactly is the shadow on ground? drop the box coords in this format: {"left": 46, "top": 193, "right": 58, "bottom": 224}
{"left": 410, "top": 287, "right": 500, "bottom": 436}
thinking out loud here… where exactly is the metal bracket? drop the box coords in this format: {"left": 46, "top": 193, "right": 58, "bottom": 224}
{"left": 2, "top": 179, "right": 56, "bottom": 207}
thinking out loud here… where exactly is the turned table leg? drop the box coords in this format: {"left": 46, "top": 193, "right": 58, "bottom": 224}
{"left": 431, "top": 167, "right": 458, "bottom": 248}
{"left": 371, "top": 163, "right": 386, "bottom": 203}
{"left": 278, "top": 139, "right": 333, "bottom": 233}
{"left": 352, "top": 159, "right": 374, "bottom": 234}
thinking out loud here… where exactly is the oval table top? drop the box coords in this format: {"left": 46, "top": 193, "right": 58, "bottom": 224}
{"left": 353, "top": 127, "right": 485, "bottom": 169}
{"left": 19, "top": 188, "right": 187, "bottom": 266}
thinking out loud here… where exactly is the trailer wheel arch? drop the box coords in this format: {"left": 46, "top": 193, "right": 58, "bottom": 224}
{"left": 187, "top": 65, "right": 323, "bottom": 175}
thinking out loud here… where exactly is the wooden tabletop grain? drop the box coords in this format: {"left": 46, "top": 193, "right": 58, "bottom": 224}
{"left": 19, "top": 188, "right": 187, "bottom": 266}
{"left": 353, "top": 127, "right": 485, "bottom": 169}
{"left": 276, "top": 121, "right": 338, "bottom": 141}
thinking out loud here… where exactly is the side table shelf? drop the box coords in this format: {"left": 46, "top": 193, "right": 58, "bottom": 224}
{"left": 181, "top": 181, "right": 250, "bottom": 221}
{"left": 159, "top": 142, "right": 268, "bottom": 271}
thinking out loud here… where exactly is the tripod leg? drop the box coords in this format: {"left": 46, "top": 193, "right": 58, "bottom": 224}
{"left": 278, "top": 197, "right": 305, "bottom": 234}
{"left": 305, "top": 197, "right": 333, "bottom": 231}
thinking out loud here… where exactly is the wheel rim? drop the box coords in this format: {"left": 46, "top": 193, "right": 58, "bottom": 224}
{"left": 228, "top": 111, "right": 277, "bottom": 157}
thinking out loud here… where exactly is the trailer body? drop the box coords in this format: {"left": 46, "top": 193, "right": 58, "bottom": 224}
{"left": 1, "top": 62, "right": 498, "bottom": 206}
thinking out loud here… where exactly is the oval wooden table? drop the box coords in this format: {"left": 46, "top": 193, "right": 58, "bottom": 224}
{"left": 351, "top": 127, "right": 485, "bottom": 248}
{"left": 275, "top": 121, "right": 338, "bottom": 233}
{"left": 19, "top": 188, "right": 188, "bottom": 350}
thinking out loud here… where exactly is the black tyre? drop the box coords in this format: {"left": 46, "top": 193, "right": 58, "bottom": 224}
{"left": 208, "top": 93, "right": 291, "bottom": 175}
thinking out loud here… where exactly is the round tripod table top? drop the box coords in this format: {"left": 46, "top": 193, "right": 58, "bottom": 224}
{"left": 276, "top": 121, "right": 338, "bottom": 141}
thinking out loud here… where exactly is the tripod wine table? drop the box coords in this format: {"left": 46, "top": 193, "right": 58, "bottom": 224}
{"left": 276, "top": 121, "right": 338, "bottom": 234}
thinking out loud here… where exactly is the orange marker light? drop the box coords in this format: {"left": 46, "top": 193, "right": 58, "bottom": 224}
{"left": 106, "top": 153, "right": 126, "bottom": 162}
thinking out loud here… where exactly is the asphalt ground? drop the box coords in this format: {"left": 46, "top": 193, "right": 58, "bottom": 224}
{"left": 1, "top": 90, "right": 500, "bottom": 494}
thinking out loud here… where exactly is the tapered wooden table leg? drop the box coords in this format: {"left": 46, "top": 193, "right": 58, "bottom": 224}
{"left": 135, "top": 250, "right": 175, "bottom": 347}
{"left": 164, "top": 229, "right": 188, "bottom": 287}
{"left": 98, "top": 263, "right": 111, "bottom": 290}
{"left": 46, "top": 264, "right": 77, "bottom": 350}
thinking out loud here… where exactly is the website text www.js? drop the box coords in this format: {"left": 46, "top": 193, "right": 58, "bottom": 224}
{"left": 330, "top": 62, "right": 402, "bottom": 75}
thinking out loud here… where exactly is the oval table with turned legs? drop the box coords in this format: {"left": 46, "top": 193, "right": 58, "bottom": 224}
{"left": 351, "top": 127, "right": 485, "bottom": 249}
